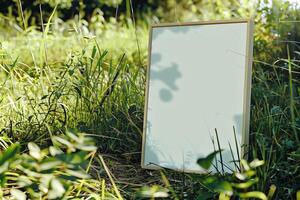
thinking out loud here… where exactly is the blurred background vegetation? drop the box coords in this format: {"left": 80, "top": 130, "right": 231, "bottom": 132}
{"left": 1, "top": 0, "right": 300, "bottom": 62}
{"left": 0, "top": 0, "right": 300, "bottom": 199}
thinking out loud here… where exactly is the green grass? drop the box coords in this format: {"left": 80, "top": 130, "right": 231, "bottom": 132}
{"left": 0, "top": 6, "right": 300, "bottom": 199}
{"left": 0, "top": 16, "right": 147, "bottom": 152}
{"left": 250, "top": 54, "right": 300, "bottom": 198}
{"left": 0, "top": 16, "right": 152, "bottom": 199}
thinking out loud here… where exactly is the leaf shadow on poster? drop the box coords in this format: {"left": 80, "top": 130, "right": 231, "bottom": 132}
{"left": 150, "top": 53, "right": 182, "bottom": 102}
{"left": 151, "top": 26, "right": 192, "bottom": 40}
{"left": 149, "top": 26, "right": 193, "bottom": 103}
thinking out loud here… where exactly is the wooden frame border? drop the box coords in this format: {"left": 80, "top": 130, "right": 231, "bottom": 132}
{"left": 141, "top": 19, "right": 254, "bottom": 173}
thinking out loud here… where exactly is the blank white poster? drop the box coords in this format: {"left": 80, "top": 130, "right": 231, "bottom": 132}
{"left": 142, "top": 20, "right": 253, "bottom": 173}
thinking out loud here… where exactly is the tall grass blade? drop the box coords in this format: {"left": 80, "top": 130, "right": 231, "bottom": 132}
{"left": 233, "top": 126, "right": 241, "bottom": 170}
{"left": 228, "top": 142, "right": 239, "bottom": 171}
{"left": 215, "top": 128, "right": 224, "bottom": 174}
{"left": 40, "top": 4, "right": 57, "bottom": 67}
{"left": 129, "top": 0, "right": 142, "bottom": 67}
{"left": 16, "top": 0, "right": 27, "bottom": 30}
{"left": 98, "top": 54, "right": 125, "bottom": 109}
{"left": 211, "top": 137, "right": 219, "bottom": 173}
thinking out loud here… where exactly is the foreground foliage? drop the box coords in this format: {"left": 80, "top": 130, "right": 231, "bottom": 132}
{"left": 0, "top": 130, "right": 125, "bottom": 199}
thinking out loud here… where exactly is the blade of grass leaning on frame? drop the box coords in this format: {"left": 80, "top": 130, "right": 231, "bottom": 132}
{"left": 233, "top": 126, "right": 241, "bottom": 170}
{"left": 218, "top": 160, "right": 235, "bottom": 173}
{"left": 215, "top": 128, "right": 224, "bottom": 174}
{"left": 228, "top": 142, "right": 239, "bottom": 172}
{"left": 211, "top": 136, "right": 219, "bottom": 173}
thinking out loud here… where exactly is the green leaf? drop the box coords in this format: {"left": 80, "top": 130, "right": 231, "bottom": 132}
{"left": 65, "top": 169, "right": 90, "bottom": 179}
{"left": 232, "top": 178, "right": 259, "bottom": 189}
{"left": 202, "top": 177, "right": 233, "bottom": 195}
{"left": 0, "top": 173, "right": 7, "bottom": 187}
{"left": 249, "top": 159, "right": 265, "bottom": 168}
{"left": 0, "top": 162, "right": 9, "bottom": 174}
{"left": 17, "top": 175, "right": 33, "bottom": 187}
{"left": 136, "top": 185, "right": 169, "bottom": 198}
{"left": 234, "top": 172, "right": 246, "bottom": 180}
{"left": 41, "top": 95, "right": 48, "bottom": 100}
{"left": 74, "top": 143, "right": 97, "bottom": 152}
{"left": 58, "top": 174, "right": 77, "bottom": 181}
{"left": 239, "top": 191, "right": 267, "bottom": 200}
{"left": 66, "top": 130, "right": 79, "bottom": 141}
{"left": 219, "top": 192, "right": 231, "bottom": 200}
{"left": 68, "top": 69, "right": 74, "bottom": 76}
{"left": 39, "top": 159, "right": 62, "bottom": 172}
{"left": 11, "top": 189, "right": 26, "bottom": 200}
{"left": 0, "top": 143, "right": 20, "bottom": 166}
{"left": 91, "top": 45, "right": 97, "bottom": 64}
{"left": 52, "top": 136, "right": 75, "bottom": 151}
{"left": 56, "top": 151, "right": 87, "bottom": 166}
{"left": 48, "top": 178, "right": 66, "bottom": 199}
{"left": 40, "top": 174, "right": 52, "bottom": 193}
{"left": 244, "top": 170, "right": 256, "bottom": 178}
{"left": 197, "top": 150, "right": 222, "bottom": 170}
{"left": 28, "top": 142, "right": 42, "bottom": 160}
{"left": 267, "top": 184, "right": 276, "bottom": 200}
{"left": 241, "top": 159, "right": 250, "bottom": 171}
{"left": 213, "top": 181, "right": 233, "bottom": 195}
{"left": 49, "top": 146, "right": 63, "bottom": 156}
{"left": 196, "top": 191, "right": 214, "bottom": 200}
